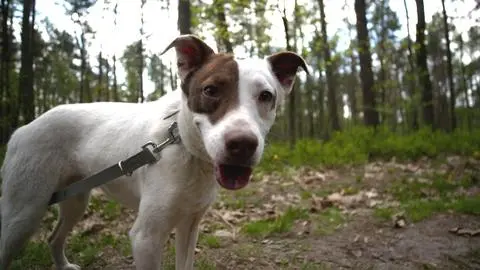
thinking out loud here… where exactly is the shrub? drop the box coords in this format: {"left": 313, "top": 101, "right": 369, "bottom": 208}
{"left": 258, "top": 127, "right": 480, "bottom": 173}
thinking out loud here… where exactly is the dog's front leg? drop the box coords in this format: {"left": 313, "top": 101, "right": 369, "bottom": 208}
{"left": 129, "top": 198, "right": 178, "bottom": 270}
{"left": 174, "top": 209, "right": 207, "bottom": 270}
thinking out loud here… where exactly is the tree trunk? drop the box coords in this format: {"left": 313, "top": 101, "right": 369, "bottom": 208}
{"left": 306, "top": 75, "right": 315, "bottom": 138}
{"left": 415, "top": 0, "right": 434, "bottom": 128}
{"left": 441, "top": 0, "right": 456, "bottom": 131}
{"left": 19, "top": 0, "right": 35, "bottom": 123}
{"left": 281, "top": 1, "right": 296, "bottom": 149}
{"left": 97, "top": 52, "right": 103, "bottom": 101}
{"left": 377, "top": 0, "right": 388, "bottom": 125}
{"left": 318, "top": 0, "right": 341, "bottom": 132}
{"left": 293, "top": 0, "right": 304, "bottom": 139}
{"left": 403, "top": 0, "right": 419, "bottom": 130}
{"left": 458, "top": 35, "right": 471, "bottom": 130}
{"left": 169, "top": 61, "right": 177, "bottom": 91}
{"left": 138, "top": 0, "right": 146, "bottom": 103}
{"left": 112, "top": 55, "right": 118, "bottom": 101}
{"left": 105, "top": 60, "right": 110, "bottom": 101}
{"left": 214, "top": 0, "right": 233, "bottom": 53}
{"left": 112, "top": 2, "right": 118, "bottom": 101}
{"left": 349, "top": 51, "right": 358, "bottom": 124}
{"left": 355, "top": 0, "right": 379, "bottom": 127}
{"left": 178, "top": 0, "right": 191, "bottom": 34}
{"left": 1, "top": 0, "right": 10, "bottom": 143}
{"left": 79, "top": 32, "right": 86, "bottom": 102}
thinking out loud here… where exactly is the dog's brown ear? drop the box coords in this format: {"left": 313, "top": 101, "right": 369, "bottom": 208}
{"left": 266, "top": 52, "right": 309, "bottom": 93}
{"left": 161, "top": 35, "right": 215, "bottom": 81}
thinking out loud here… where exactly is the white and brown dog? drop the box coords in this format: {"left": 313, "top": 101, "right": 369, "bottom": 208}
{"left": 0, "top": 35, "right": 307, "bottom": 270}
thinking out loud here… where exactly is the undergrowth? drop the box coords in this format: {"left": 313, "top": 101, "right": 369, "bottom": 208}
{"left": 259, "top": 127, "right": 480, "bottom": 172}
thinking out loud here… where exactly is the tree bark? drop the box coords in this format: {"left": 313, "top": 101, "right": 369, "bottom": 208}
{"left": 112, "top": 2, "right": 118, "bottom": 101}
{"left": 19, "top": 0, "right": 35, "bottom": 123}
{"left": 97, "top": 52, "right": 103, "bottom": 101}
{"left": 214, "top": 0, "right": 233, "bottom": 53}
{"left": 349, "top": 51, "right": 358, "bottom": 124}
{"left": 318, "top": 0, "right": 341, "bottom": 132}
{"left": 138, "top": 0, "right": 146, "bottom": 103}
{"left": 354, "top": 0, "right": 379, "bottom": 127}
{"left": 415, "top": 0, "right": 434, "bottom": 128}
{"left": 0, "top": 0, "right": 11, "bottom": 143}
{"left": 441, "top": 0, "right": 456, "bottom": 131}
{"left": 178, "top": 0, "right": 191, "bottom": 34}
{"left": 403, "top": 0, "right": 419, "bottom": 130}
{"left": 458, "top": 35, "right": 471, "bottom": 130}
{"left": 281, "top": 1, "right": 296, "bottom": 149}
{"left": 112, "top": 54, "right": 118, "bottom": 101}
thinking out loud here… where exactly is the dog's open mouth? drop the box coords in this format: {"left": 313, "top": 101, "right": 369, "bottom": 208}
{"left": 215, "top": 164, "right": 252, "bottom": 190}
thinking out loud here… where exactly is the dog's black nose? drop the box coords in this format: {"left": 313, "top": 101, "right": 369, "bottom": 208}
{"left": 224, "top": 130, "right": 258, "bottom": 161}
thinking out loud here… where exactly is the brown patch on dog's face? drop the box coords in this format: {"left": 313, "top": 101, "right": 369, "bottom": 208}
{"left": 182, "top": 53, "right": 239, "bottom": 124}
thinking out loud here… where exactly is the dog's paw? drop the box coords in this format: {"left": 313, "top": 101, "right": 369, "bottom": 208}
{"left": 58, "top": 263, "right": 81, "bottom": 270}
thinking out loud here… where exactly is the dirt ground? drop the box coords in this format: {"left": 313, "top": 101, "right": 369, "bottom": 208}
{"left": 18, "top": 156, "right": 480, "bottom": 270}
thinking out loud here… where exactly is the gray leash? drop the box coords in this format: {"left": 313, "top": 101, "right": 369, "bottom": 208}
{"left": 48, "top": 120, "right": 181, "bottom": 206}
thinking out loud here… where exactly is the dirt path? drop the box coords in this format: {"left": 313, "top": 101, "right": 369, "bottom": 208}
{"left": 14, "top": 156, "right": 480, "bottom": 270}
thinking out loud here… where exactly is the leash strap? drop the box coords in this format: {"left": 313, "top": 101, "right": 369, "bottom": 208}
{"left": 48, "top": 121, "right": 181, "bottom": 206}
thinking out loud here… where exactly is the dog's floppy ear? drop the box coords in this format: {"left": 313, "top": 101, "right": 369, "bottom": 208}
{"left": 161, "top": 35, "right": 215, "bottom": 81}
{"left": 266, "top": 52, "right": 309, "bottom": 94}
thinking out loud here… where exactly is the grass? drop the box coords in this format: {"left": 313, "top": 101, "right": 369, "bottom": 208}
{"left": 242, "top": 207, "right": 309, "bottom": 238}
{"left": 3, "top": 126, "right": 480, "bottom": 269}
{"left": 258, "top": 127, "right": 480, "bottom": 173}
{"left": 199, "top": 235, "right": 221, "bottom": 249}
{"left": 375, "top": 172, "right": 480, "bottom": 222}
{"left": 314, "top": 207, "right": 346, "bottom": 235}
{"left": 11, "top": 242, "right": 51, "bottom": 270}
{"left": 11, "top": 232, "right": 131, "bottom": 270}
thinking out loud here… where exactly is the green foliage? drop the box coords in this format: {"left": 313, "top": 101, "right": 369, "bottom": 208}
{"left": 10, "top": 242, "right": 51, "bottom": 270}
{"left": 259, "top": 127, "right": 480, "bottom": 173}
{"left": 242, "top": 207, "right": 308, "bottom": 238}
{"left": 314, "top": 207, "right": 346, "bottom": 235}
{"left": 375, "top": 172, "right": 479, "bottom": 222}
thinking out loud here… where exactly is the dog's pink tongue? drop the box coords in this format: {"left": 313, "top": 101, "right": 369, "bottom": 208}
{"left": 215, "top": 164, "right": 252, "bottom": 190}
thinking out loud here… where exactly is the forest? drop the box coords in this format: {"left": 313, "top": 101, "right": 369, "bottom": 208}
{"left": 1, "top": 0, "right": 480, "bottom": 269}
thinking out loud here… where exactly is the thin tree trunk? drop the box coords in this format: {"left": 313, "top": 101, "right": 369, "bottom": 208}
{"left": 169, "top": 62, "right": 177, "bottom": 91}
{"left": 178, "top": 0, "right": 191, "bottom": 34}
{"left": 349, "top": 51, "right": 358, "bottom": 124}
{"left": 138, "top": 0, "right": 146, "bottom": 103}
{"left": 318, "top": 69, "right": 325, "bottom": 139}
{"left": 1, "top": 0, "right": 10, "bottom": 143}
{"left": 355, "top": 0, "right": 379, "bottom": 127}
{"left": 293, "top": 0, "right": 303, "bottom": 139}
{"left": 79, "top": 32, "right": 86, "bottom": 102}
{"left": 281, "top": 1, "right": 296, "bottom": 149}
{"left": 403, "top": 0, "right": 419, "bottom": 130}
{"left": 306, "top": 76, "right": 315, "bottom": 138}
{"left": 97, "top": 52, "right": 103, "bottom": 101}
{"left": 112, "top": 2, "right": 118, "bottom": 101}
{"left": 458, "top": 36, "right": 471, "bottom": 130}
{"left": 105, "top": 60, "right": 110, "bottom": 101}
{"left": 378, "top": 0, "right": 388, "bottom": 125}
{"left": 415, "top": 0, "right": 434, "bottom": 128}
{"left": 441, "top": 0, "right": 456, "bottom": 131}
{"left": 112, "top": 55, "right": 118, "bottom": 101}
{"left": 318, "top": 0, "right": 341, "bottom": 132}
{"left": 214, "top": 0, "right": 233, "bottom": 53}
{"left": 19, "top": 0, "right": 35, "bottom": 123}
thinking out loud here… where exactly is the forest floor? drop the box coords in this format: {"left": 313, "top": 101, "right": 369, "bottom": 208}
{"left": 12, "top": 155, "right": 480, "bottom": 270}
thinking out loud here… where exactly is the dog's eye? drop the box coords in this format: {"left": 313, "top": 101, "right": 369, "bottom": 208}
{"left": 258, "top": 91, "right": 274, "bottom": 103}
{"left": 202, "top": 85, "right": 219, "bottom": 98}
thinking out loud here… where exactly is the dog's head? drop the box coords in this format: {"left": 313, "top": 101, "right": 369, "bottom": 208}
{"left": 162, "top": 35, "right": 307, "bottom": 190}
